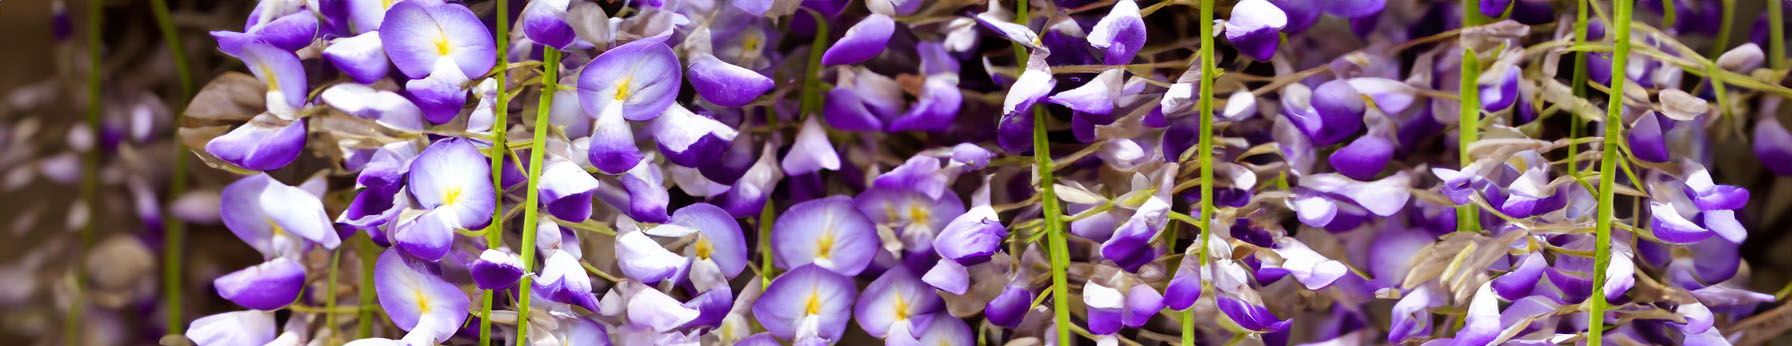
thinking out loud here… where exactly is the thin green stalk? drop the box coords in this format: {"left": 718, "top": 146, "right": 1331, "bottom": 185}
{"left": 515, "top": 48, "right": 563, "bottom": 343}
{"left": 323, "top": 249, "right": 341, "bottom": 343}
{"left": 800, "top": 16, "right": 830, "bottom": 120}
{"left": 757, "top": 201, "right": 775, "bottom": 289}
{"left": 357, "top": 234, "right": 378, "bottom": 338}
{"left": 148, "top": 0, "right": 193, "bottom": 333}
{"left": 1007, "top": 1, "right": 1069, "bottom": 343}
{"left": 1184, "top": 0, "right": 1216, "bottom": 344}
{"left": 1660, "top": 0, "right": 1675, "bottom": 29}
{"left": 1458, "top": 48, "right": 1482, "bottom": 233}
{"left": 480, "top": 0, "right": 510, "bottom": 344}
{"left": 1711, "top": 0, "right": 1734, "bottom": 58}
{"left": 1770, "top": 0, "right": 1785, "bottom": 70}
{"left": 1590, "top": 1, "right": 1635, "bottom": 345}
{"left": 1569, "top": 0, "right": 1591, "bottom": 174}
{"left": 67, "top": 0, "right": 104, "bottom": 343}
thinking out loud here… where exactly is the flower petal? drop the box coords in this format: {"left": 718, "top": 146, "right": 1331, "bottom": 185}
{"left": 772, "top": 196, "right": 879, "bottom": 275}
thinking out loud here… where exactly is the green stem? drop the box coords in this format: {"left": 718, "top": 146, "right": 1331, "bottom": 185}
{"left": 67, "top": 0, "right": 105, "bottom": 343}
{"left": 1569, "top": 0, "right": 1591, "bottom": 174}
{"left": 515, "top": 48, "right": 562, "bottom": 343}
{"left": 1185, "top": 0, "right": 1216, "bottom": 344}
{"left": 1458, "top": 47, "right": 1482, "bottom": 233}
{"left": 1660, "top": 0, "right": 1675, "bottom": 29}
{"left": 357, "top": 234, "right": 378, "bottom": 338}
{"left": 480, "top": 0, "right": 510, "bottom": 344}
{"left": 1590, "top": 1, "right": 1634, "bottom": 345}
{"left": 800, "top": 15, "right": 830, "bottom": 120}
{"left": 323, "top": 249, "right": 341, "bottom": 343}
{"left": 757, "top": 200, "right": 776, "bottom": 288}
{"left": 148, "top": 0, "right": 193, "bottom": 333}
{"left": 1006, "top": 1, "right": 1069, "bottom": 343}
{"left": 1770, "top": 0, "right": 1786, "bottom": 70}
{"left": 1711, "top": 0, "right": 1734, "bottom": 57}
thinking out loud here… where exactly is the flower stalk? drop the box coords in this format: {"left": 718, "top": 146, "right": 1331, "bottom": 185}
{"left": 67, "top": 0, "right": 104, "bottom": 343}
{"left": 514, "top": 47, "right": 563, "bottom": 343}
{"left": 1771, "top": 0, "right": 1786, "bottom": 70}
{"left": 1007, "top": 0, "right": 1071, "bottom": 343}
{"left": 1458, "top": 49, "right": 1481, "bottom": 233}
{"left": 1590, "top": 0, "right": 1636, "bottom": 344}
{"left": 480, "top": 0, "right": 510, "bottom": 344}
{"left": 148, "top": 0, "right": 194, "bottom": 333}
{"left": 1184, "top": 0, "right": 1216, "bottom": 344}
{"left": 1569, "top": 0, "right": 1592, "bottom": 174}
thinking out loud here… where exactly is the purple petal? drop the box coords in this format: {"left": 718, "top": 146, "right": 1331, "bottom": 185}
{"left": 772, "top": 196, "right": 879, "bottom": 276}
{"left": 394, "top": 210, "right": 456, "bottom": 261}
{"left": 186, "top": 311, "right": 277, "bottom": 346}
{"left": 238, "top": 41, "right": 309, "bottom": 113}
{"left": 470, "top": 249, "right": 524, "bottom": 290}
{"left": 1627, "top": 112, "right": 1671, "bottom": 163}
{"left": 320, "top": 83, "right": 426, "bottom": 132}
{"left": 672, "top": 203, "right": 749, "bottom": 278}
{"left": 373, "top": 247, "right": 470, "bottom": 343}
{"left": 586, "top": 101, "right": 643, "bottom": 174}
{"left": 615, "top": 230, "right": 686, "bottom": 284}
{"left": 324, "top": 32, "right": 391, "bottom": 84}
{"left": 921, "top": 259, "right": 969, "bottom": 295}
{"left": 1046, "top": 69, "right": 1123, "bottom": 115}
{"left": 824, "top": 87, "right": 887, "bottom": 132}
{"left": 1217, "top": 296, "right": 1291, "bottom": 333}
{"left": 1389, "top": 285, "right": 1442, "bottom": 343}
{"left": 932, "top": 206, "right": 1007, "bottom": 265}
{"left": 626, "top": 287, "right": 700, "bottom": 331}
{"left": 1122, "top": 284, "right": 1163, "bottom": 328}
{"left": 1450, "top": 283, "right": 1500, "bottom": 346}
{"left": 752, "top": 265, "right": 858, "bottom": 342}
{"left": 874, "top": 156, "right": 949, "bottom": 200}
{"left": 1329, "top": 132, "right": 1393, "bottom": 180}
{"left": 521, "top": 0, "right": 575, "bottom": 49}
{"left": 916, "top": 313, "right": 975, "bottom": 346}
{"left": 986, "top": 284, "right": 1034, "bottom": 328}
{"left": 651, "top": 105, "right": 738, "bottom": 167}
{"left": 1306, "top": 80, "right": 1367, "bottom": 146}
{"left": 1650, "top": 201, "right": 1714, "bottom": 244}
{"left": 855, "top": 267, "right": 944, "bottom": 338}
{"left": 1491, "top": 252, "right": 1546, "bottom": 300}
{"left": 687, "top": 55, "right": 773, "bottom": 107}
{"left": 1003, "top": 54, "right": 1058, "bottom": 116}
{"left": 407, "top": 138, "right": 496, "bottom": 229}
{"left": 1324, "top": 0, "right": 1385, "bottom": 18}
{"left": 1163, "top": 254, "right": 1204, "bottom": 310}
{"left": 1271, "top": 238, "right": 1348, "bottom": 290}
{"left": 1479, "top": 67, "right": 1520, "bottom": 112}
{"left": 578, "top": 39, "right": 682, "bottom": 121}
{"left": 1224, "top": 0, "right": 1288, "bottom": 61}
{"left": 539, "top": 159, "right": 601, "bottom": 222}
{"left": 1088, "top": 0, "right": 1146, "bottom": 65}
{"left": 781, "top": 116, "right": 841, "bottom": 176}
{"left": 822, "top": 14, "right": 895, "bottom": 66}
{"left": 885, "top": 78, "right": 962, "bottom": 132}
{"left": 1753, "top": 116, "right": 1792, "bottom": 175}
{"left": 380, "top": 1, "right": 496, "bottom": 80}
{"left": 1083, "top": 282, "right": 1126, "bottom": 335}
{"left": 214, "top": 257, "right": 306, "bottom": 310}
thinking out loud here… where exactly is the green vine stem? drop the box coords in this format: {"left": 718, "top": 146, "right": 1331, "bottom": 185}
{"left": 1569, "top": 0, "right": 1591, "bottom": 174}
{"left": 356, "top": 234, "right": 378, "bottom": 338}
{"left": 1590, "top": 0, "right": 1635, "bottom": 344}
{"left": 1183, "top": 0, "right": 1215, "bottom": 344}
{"left": 1771, "top": 0, "right": 1785, "bottom": 71}
{"left": 1458, "top": 47, "right": 1481, "bottom": 234}
{"left": 480, "top": 0, "right": 510, "bottom": 344}
{"left": 323, "top": 248, "right": 342, "bottom": 343}
{"left": 67, "top": 0, "right": 105, "bottom": 343}
{"left": 514, "top": 48, "right": 563, "bottom": 343}
{"left": 147, "top": 0, "right": 194, "bottom": 333}
{"left": 1004, "top": 0, "right": 1070, "bottom": 343}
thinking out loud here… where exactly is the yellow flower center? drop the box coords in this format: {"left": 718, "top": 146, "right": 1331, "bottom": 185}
{"left": 266, "top": 218, "right": 286, "bottom": 237}
{"left": 804, "top": 291, "right": 823, "bottom": 315}
{"left": 613, "top": 77, "right": 633, "bottom": 101}
{"left": 415, "top": 289, "right": 431, "bottom": 313}
{"left": 434, "top": 32, "right": 452, "bottom": 56}
{"left": 259, "top": 64, "right": 279, "bottom": 91}
{"left": 442, "top": 185, "right": 463, "bottom": 207}
{"left": 382, "top": 0, "right": 396, "bottom": 9}
{"left": 907, "top": 204, "right": 930, "bottom": 225}
{"left": 743, "top": 36, "right": 761, "bottom": 54}
{"left": 814, "top": 231, "right": 835, "bottom": 260}
{"left": 694, "top": 237, "right": 713, "bottom": 260}
{"left": 892, "top": 294, "right": 910, "bottom": 321}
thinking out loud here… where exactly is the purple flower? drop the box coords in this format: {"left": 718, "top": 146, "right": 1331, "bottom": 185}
{"left": 854, "top": 267, "right": 944, "bottom": 339}
{"left": 579, "top": 39, "right": 683, "bottom": 122}
{"left": 1089, "top": 0, "right": 1146, "bottom": 65}
{"left": 752, "top": 265, "right": 858, "bottom": 343}
{"left": 186, "top": 310, "right": 277, "bottom": 346}
{"left": 206, "top": 114, "right": 307, "bottom": 172}
{"left": 213, "top": 10, "right": 319, "bottom": 56}
{"left": 1003, "top": 54, "right": 1057, "bottom": 117}
{"left": 539, "top": 158, "right": 601, "bottom": 221}
{"left": 1047, "top": 68, "right": 1124, "bottom": 115}
{"left": 615, "top": 228, "right": 687, "bottom": 284}
{"left": 323, "top": 32, "right": 391, "bottom": 84}
{"left": 237, "top": 41, "right": 309, "bottom": 116}
{"left": 320, "top": 83, "right": 426, "bottom": 132}
{"left": 932, "top": 205, "right": 1007, "bottom": 265}
{"left": 380, "top": 1, "right": 496, "bottom": 80}
{"left": 221, "top": 173, "right": 340, "bottom": 256}
{"left": 373, "top": 247, "right": 470, "bottom": 345}
{"left": 1225, "top": 0, "right": 1289, "bottom": 61}
{"left": 781, "top": 117, "right": 841, "bottom": 176}
{"left": 1753, "top": 114, "right": 1792, "bottom": 175}
{"left": 772, "top": 196, "right": 879, "bottom": 275}
{"left": 522, "top": 0, "right": 577, "bottom": 49}
{"left": 470, "top": 249, "right": 524, "bottom": 290}
{"left": 822, "top": 14, "right": 895, "bottom": 66}
{"left": 213, "top": 257, "right": 306, "bottom": 310}
{"left": 1083, "top": 281, "right": 1126, "bottom": 335}
{"left": 687, "top": 54, "right": 774, "bottom": 107}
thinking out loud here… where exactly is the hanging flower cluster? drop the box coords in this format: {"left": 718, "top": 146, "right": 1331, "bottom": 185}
{"left": 164, "top": 0, "right": 1792, "bottom": 345}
